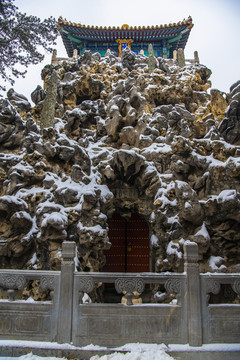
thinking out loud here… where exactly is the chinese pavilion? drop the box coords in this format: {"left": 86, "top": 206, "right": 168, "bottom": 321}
{"left": 58, "top": 16, "right": 193, "bottom": 58}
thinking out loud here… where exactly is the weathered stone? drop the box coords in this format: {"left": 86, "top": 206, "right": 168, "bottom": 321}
{"left": 31, "top": 85, "right": 46, "bottom": 105}
{"left": 111, "top": 150, "right": 146, "bottom": 184}
{"left": 10, "top": 211, "right": 33, "bottom": 231}
{"left": 0, "top": 99, "right": 25, "bottom": 148}
{"left": 58, "top": 145, "right": 75, "bottom": 161}
{"left": 75, "top": 74, "right": 104, "bottom": 102}
{"left": 121, "top": 47, "right": 136, "bottom": 71}
{"left": 70, "top": 164, "right": 85, "bottom": 182}
{"left": 218, "top": 91, "right": 240, "bottom": 144}
{"left": 55, "top": 187, "right": 79, "bottom": 206}
{"left": 148, "top": 44, "right": 156, "bottom": 73}
{"left": 175, "top": 181, "right": 204, "bottom": 225}
{"left": 230, "top": 80, "right": 240, "bottom": 93}
{"left": 177, "top": 48, "right": 185, "bottom": 67}
{"left": 7, "top": 88, "right": 31, "bottom": 112}
{"left": 157, "top": 57, "right": 170, "bottom": 73}
{"left": 40, "top": 70, "right": 58, "bottom": 133}
{"left": 78, "top": 50, "right": 93, "bottom": 66}
{"left": 218, "top": 81, "right": 240, "bottom": 144}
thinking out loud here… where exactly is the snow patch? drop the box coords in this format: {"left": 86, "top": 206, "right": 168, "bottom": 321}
{"left": 208, "top": 256, "right": 226, "bottom": 271}
{"left": 41, "top": 212, "right": 68, "bottom": 230}
{"left": 150, "top": 234, "right": 158, "bottom": 245}
{"left": 166, "top": 241, "right": 182, "bottom": 259}
{"left": 1, "top": 354, "right": 66, "bottom": 360}
{"left": 184, "top": 201, "right": 191, "bottom": 209}
{"left": 194, "top": 222, "right": 210, "bottom": 239}
{"left": 90, "top": 343, "right": 174, "bottom": 360}
{"left": 167, "top": 215, "right": 179, "bottom": 224}
{"left": 217, "top": 189, "right": 238, "bottom": 203}
{"left": 142, "top": 143, "right": 172, "bottom": 156}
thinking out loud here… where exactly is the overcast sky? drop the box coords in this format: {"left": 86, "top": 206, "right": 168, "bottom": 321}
{"left": 2, "top": 0, "right": 240, "bottom": 101}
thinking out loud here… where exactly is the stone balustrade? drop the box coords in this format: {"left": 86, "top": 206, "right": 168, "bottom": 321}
{"left": 0, "top": 241, "right": 239, "bottom": 347}
{"left": 51, "top": 49, "right": 199, "bottom": 67}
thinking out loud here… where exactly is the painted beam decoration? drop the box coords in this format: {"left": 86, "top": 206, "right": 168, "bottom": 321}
{"left": 58, "top": 16, "right": 193, "bottom": 58}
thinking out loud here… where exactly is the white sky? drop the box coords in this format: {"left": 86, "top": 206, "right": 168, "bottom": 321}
{"left": 2, "top": 0, "right": 240, "bottom": 100}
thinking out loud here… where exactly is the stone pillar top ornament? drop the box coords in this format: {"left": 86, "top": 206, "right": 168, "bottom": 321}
{"left": 62, "top": 241, "right": 76, "bottom": 261}
{"left": 194, "top": 50, "right": 200, "bottom": 64}
{"left": 184, "top": 240, "right": 199, "bottom": 264}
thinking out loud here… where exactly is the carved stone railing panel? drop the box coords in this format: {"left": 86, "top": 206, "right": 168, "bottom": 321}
{"left": 205, "top": 278, "right": 221, "bottom": 295}
{"left": 40, "top": 275, "right": 55, "bottom": 300}
{"left": 77, "top": 276, "right": 95, "bottom": 304}
{"left": 0, "top": 274, "right": 27, "bottom": 301}
{"left": 232, "top": 279, "right": 240, "bottom": 295}
{"left": 164, "top": 278, "right": 182, "bottom": 305}
{"left": 115, "top": 277, "right": 145, "bottom": 305}
{"left": 204, "top": 278, "right": 221, "bottom": 304}
{"left": 0, "top": 274, "right": 27, "bottom": 290}
{"left": 40, "top": 275, "right": 55, "bottom": 291}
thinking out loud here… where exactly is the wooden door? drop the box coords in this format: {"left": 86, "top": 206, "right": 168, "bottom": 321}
{"left": 103, "top": 213, "right": 149, "bottom": 273}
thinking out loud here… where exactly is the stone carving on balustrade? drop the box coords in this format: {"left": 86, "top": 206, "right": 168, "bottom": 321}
{"left": 0, "top": 274, "right": 26, "bottom": 289}
{"left": 232, "top": 278, "right": 240, "bottom": 295}
{"left": 205, "top": 278, "right": 221, "bottom": 304}
{"left": 77, "top": 276, "right": 95, "bottom": 303}
{"left": 0, "top": 274, "right": 27, "bottom": 301}
{"left": 40, "top": 275, "right": 55, "bottom": 300}
{"left": 115, "top": 277, "right": 145, "bottom": 305}
{"left": 164, "top": 278, "right": 182, "bottom": 305}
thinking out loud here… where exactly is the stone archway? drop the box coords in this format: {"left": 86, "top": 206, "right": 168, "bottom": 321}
{"left": 103, "top": 212, "right": 150, "bottom": 273}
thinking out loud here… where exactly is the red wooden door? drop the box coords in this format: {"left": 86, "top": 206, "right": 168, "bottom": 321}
{"left": 103, "top": 213, "right": 149, "bottom": 273}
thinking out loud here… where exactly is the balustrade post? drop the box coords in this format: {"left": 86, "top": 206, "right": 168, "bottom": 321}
{"left": 57, "top": 241, "right": 76, "bottom": 343}
{"left": 184, "top": 241, "right": 202, "bottom": 346}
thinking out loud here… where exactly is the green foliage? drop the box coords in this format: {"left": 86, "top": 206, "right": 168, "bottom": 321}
{"left": 0, "top": 0, "right": 59, "bottom": 91}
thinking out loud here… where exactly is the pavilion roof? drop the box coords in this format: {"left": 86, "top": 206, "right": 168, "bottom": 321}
{"left": 58, "top": 16, "right": 193, "bottom": 57}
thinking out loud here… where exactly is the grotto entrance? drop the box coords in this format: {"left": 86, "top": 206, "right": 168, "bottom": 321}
{"left": 103, "top": 212, "right": 150, "bottom": 273}
{"left": 102, "top": 212, "right": 150, "bottom": 303}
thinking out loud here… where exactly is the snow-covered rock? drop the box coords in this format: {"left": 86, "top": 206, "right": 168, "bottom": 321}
{"left": 0, "top": 49, "right": 239, "bottom": 298}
